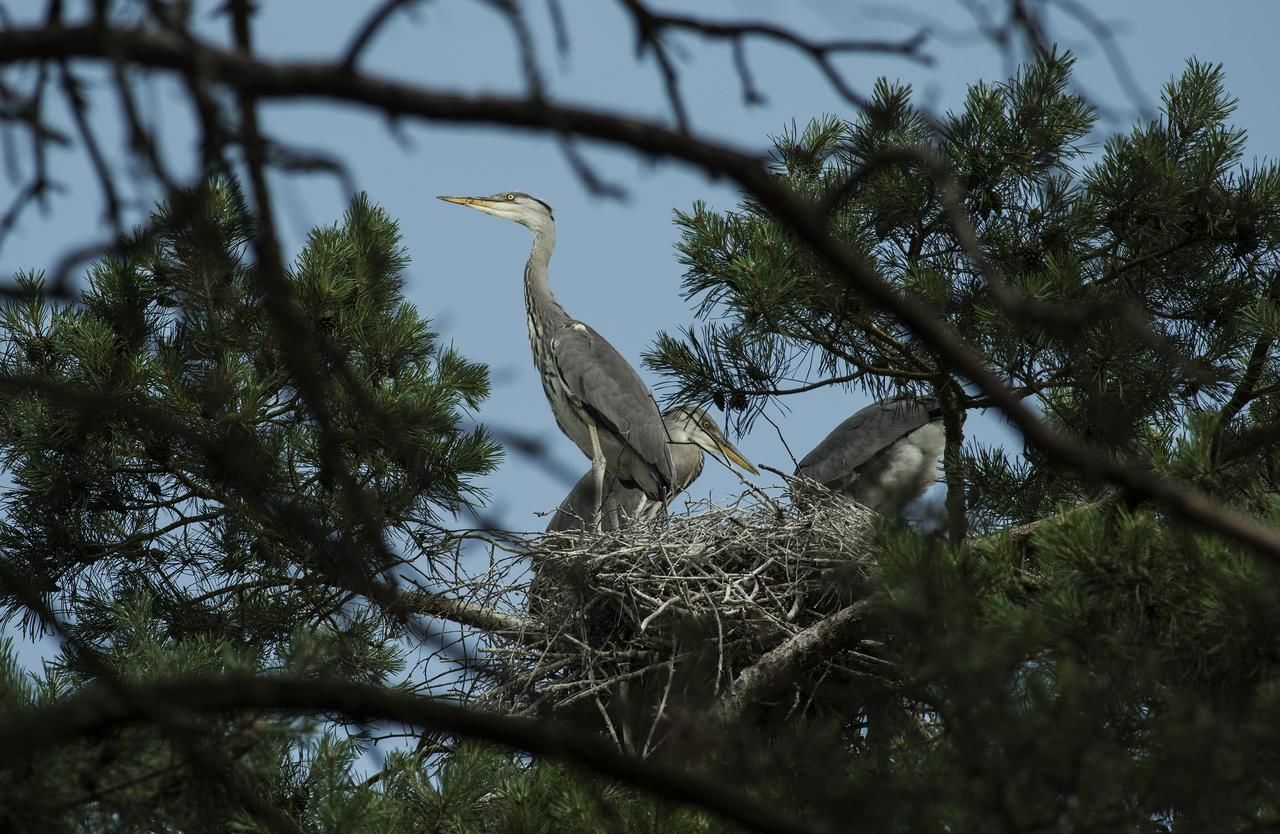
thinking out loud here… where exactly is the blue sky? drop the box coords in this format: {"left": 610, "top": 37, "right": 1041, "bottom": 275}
{"left": 3, "top": 0, "right": 1278, "bottom": 539}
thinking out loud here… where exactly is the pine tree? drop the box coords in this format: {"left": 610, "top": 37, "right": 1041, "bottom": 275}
{"left": 0, "top": 181, "right": 502, "bottom": 830}
{"left": 624, "top": 51, "right": 1280, "bottom": 833}
{"left": 654, "top": 53, "right": 1280, "bottom": 521}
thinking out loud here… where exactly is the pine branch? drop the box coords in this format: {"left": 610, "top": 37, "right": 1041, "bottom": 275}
{"left": 1215, "top": 341, "right": 1274, "bottom": 449}
{"left": 0, "top": 546, "right": 305, "bottom": 834}
{"left": 1210, "top": 275, "right": 1278, "bottom": 466}
{"left": 939, "top": 380, "right": 968, "bottom": 542}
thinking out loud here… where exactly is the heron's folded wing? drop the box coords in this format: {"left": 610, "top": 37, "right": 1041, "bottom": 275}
{"left": 546, "top": 467, "right": 641, "bottom": 533}
{"left": 546, "top": 469, "right": 598, "bottom": 533}
{"left": 551, "top": 321, "right": 675, "bottom": 488}
{"left": 796, "top": 397, "right": 940, "bottom": 485}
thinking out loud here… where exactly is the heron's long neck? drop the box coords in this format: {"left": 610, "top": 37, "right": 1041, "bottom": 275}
{"left": 523, "top": 224, "right": 568, "bottom": 346}
{"left": 667, "top": 438, "right": 705, "bottom": 495}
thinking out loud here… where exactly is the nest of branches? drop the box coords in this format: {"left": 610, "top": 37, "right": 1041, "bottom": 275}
{"left": 483, "top": 483, "right": 884, "bottom": 746}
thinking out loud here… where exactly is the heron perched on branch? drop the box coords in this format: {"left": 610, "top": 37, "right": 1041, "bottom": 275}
{"left": 438, "top": 192, "right": 675, "bottom": 527}
{"left": 547, "top": 404, "right": 758, "bottom": 533}
{"left": 795, "top": 395, "right": 945, "bottom": 512}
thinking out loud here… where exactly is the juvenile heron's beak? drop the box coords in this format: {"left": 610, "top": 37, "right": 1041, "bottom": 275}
{"left": 714, "top": 438, "right": 759, "bottom": 476}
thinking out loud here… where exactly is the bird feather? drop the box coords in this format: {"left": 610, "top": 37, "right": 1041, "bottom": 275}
{"left": 551, "top": 320, "right": 675, "bottom": 499}
{"left": 796, "top": 396, "right": 942, "bottom": 490}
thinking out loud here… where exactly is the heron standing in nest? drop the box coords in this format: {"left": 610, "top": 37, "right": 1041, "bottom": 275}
{"left": 795, "top": 395, "right": 945, "bottom": 512}
{"left": 546, "top": 405, "right": 758, "bottom": 533}
{"left": 439, "top": 192, "right": 675, "bottom": 529}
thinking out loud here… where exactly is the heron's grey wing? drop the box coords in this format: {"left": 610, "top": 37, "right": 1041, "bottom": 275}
{"left": 796, "top": 397, "right": 940, "bottom": 486}
{"left": 546, "top": 469, "right": 644, "bottom": 533}
{"left": 551, "top": 321, "right": 675, "bottom": 493}
{"left": 546, "top": 469, "right": 599, "bottom": 533}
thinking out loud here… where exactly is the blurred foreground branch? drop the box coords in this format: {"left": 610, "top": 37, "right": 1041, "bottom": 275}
{"left": 0, "top": 673, "right": 829, "bottom": 834}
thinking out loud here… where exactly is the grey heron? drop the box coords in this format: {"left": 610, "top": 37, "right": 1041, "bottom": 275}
{"left": 795, "top": 395, "right": 945, "bottom": 512}
{"left": 438, "top": 192, "right": 676, "bottom": 527}
{"left": 546, "top": 405, "right": 758, "bottom": 533}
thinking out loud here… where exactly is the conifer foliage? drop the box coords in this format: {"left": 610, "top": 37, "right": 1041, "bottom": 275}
{"left": 0, "top": 182, "right": 500, "bottom": 830}
{"left": 635, "top": 53, "right": 1280, "bottom": 831}
{"left": 651, "top": 54, "right": 1280, "bottom": 530}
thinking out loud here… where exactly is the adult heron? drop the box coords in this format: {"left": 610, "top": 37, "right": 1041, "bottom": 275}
{"left": 546, "top": 405, "right": 758, "bottom": 533}
{"left": 438, "top": 192, "right": 675, "bottom": 525}
{"left": 795, "top": 395, "right": 945, "bottom": 512}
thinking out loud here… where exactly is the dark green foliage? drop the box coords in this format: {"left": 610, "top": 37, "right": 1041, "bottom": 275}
{"left": 0, "top": 182, "right": 501, "bottom": 830}
{"left": 373, "top": 745, "right": 728, "bottom": 833}
{"left": 650, "top": 54, "right": 1280, "bottom": 528}
{"left": 634, "top": 52, "right": 1280, "bottom": 832}
{"left": 848, "top": 513, "right": 1280, "bottom": 832}
{"left": 0, "top": 182, "right": 498, "bottom": 646}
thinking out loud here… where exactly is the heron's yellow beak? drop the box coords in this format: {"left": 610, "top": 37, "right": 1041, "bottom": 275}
{"left": 437, "top": 195, "right": 494, "bottom": 208}
{"left": 716, "top": 440, "right": 759, "bottom": 475}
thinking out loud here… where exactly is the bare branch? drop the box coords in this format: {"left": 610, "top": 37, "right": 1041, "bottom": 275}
{"left": 615, "top": 0, "right": 932, "bottom": 110}
{"left": 615, "top": 0, "right": 690, "bottom": 131}
{"left": 1046, "top": 0, "right": 1154, "bottom": 118}
{"left": 342, "top": 0, "right": 429, "bottom": 69}
{"left": 712, "top": 599, "right": 873, "bottom": 725}
{"left": 402, "top": 586, "right": 529, "bottom": 634}
{"left": 55, "top": 62, "right": 122, "bottom": 233}
{"left": 1001, "top": 492, "right": 1120, "bottom": 544}
{"left": 544, "top": 0, "right": 570, "bottom": 59}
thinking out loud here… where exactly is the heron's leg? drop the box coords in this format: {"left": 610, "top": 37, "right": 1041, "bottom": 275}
{"left": 586, "top": 421, "right": 607, "bottom": 532}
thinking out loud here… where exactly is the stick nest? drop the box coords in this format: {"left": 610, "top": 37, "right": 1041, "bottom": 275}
{"left": 483, "top": 483, "right": 881, "bottom": 732}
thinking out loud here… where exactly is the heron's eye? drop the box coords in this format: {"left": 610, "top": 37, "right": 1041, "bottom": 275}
{"left": 506, "top": 193, "right": 516, "bottom": 201}
{"left": 702, "top": 419, "right": 713, "bottom": 429}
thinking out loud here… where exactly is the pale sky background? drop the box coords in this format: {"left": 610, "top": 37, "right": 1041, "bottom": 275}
{"left": 1, "top": 1, "right": 1277, "bottom": 643}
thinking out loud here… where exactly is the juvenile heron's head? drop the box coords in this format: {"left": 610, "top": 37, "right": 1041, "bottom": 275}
{"left": 437, "top": 192, "right": 555, "bottom": 233}
{"left": 664, "top": 405, "right": 758, "bottom": 475}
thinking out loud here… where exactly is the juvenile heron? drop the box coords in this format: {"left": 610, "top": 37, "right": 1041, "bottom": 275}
{"left": 546, "top": 405, "right": 758, "bottom": 533}
{"left": 795, "top": 395, "right": 945, "bottom": 512}
{"left": 438, "top": 192, "right": 675, "bottom": 526}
